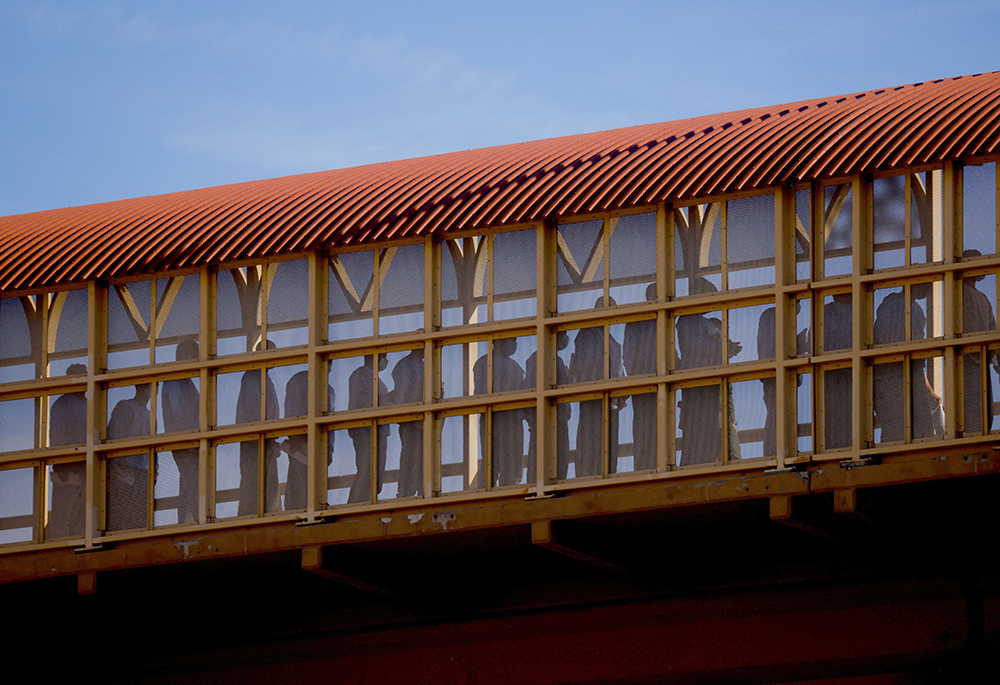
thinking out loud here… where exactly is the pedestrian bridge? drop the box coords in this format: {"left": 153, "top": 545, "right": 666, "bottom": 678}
{"left": 1, "top": 73, "right": 999, "bottom": 682}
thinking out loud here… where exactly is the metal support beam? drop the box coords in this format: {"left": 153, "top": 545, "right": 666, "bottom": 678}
{"left": 301, "top": 545, "right": 396, "bottom": 597}
{"left": 531, "top": 520, "right": 626, "bottom": 573}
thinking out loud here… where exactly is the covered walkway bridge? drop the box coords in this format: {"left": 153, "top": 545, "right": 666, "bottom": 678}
{"left": 1, "top": 72, "right": 1000, "bottom": 682}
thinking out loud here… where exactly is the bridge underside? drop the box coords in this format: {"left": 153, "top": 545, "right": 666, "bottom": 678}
{"left": 6, "top": 451, "right": 1000, "bottom": 683}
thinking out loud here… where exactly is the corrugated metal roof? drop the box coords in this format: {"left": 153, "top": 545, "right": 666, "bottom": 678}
{"left": 2, "top": 72, "right": 999, "bottom": 293}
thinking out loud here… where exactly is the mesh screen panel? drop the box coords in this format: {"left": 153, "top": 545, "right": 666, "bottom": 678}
{"left": 105, "top": 384, "right": 152, "bottom": 440}
{"left": 46, "top": 460, "right": 85, "bottom": 539}
{"left": 215, "top": 366, "right": 286, "bottom": 425}
{"left": 328, "top": 355, "right": 368, "bottom": 412}
{"left": 963, "top": 162, "right": 997, "bottom": 257}
{"left": 270, "top": 363, "right": 309, "bottom": 418}
{"left": 822, "top": 294, "right": 852, "bottom": 352}
{"left": 797, "top": 371, "right": 813, "bottom": 453}
{"left": 486, "top": 336, "right": 534, "bottom": 392}
{"left": 612, "top": 391, "right": 656, "bottom": 473}
{"left": 441, "top": 237, "right": 487, "bottom": 327}
{"left": 378, "top": 420, "right": 422, "bottom": 500}
{"left": 214, "top": 441, "right": 241, "bottom": 518}
{"left": 557, "top": 219, "right": 604, "bottom": 312}
{"left": 216, "top": 268, "right": 260, "bottom": 356}
{"left": 731, "top": 379, "right": 766, "bottom": 460}
{"left": 269, "top": 433, "right": 302, "bottom": 513}
{"left": 600, "top": 326, "right": 621, "bottom": 380}
{"left": 382, "top": 349, "right": 422, "bottom": 406}
{"left": 622, "top": 317, "right": 655, "bottom": 377}
{"left": 963, "top": 274, "right": 998, "bottom": 334}
{"left": 48, "top": 390, "right": 86, "bottom": 447}
{"left": 918, "top": 280, "right": 944, "bottom": 339}
{"left": 507, "top": 335, "right": 536, "bottom": 391}
{"left": 379, "top": 244, "right": 424, "bottom": 334}
{"left": 50, "top": 288, "right": 88, "bottom": 377}
{"left": 327, "top": 427, "right": 359, "bottom": 505}
{"left": 249, "top": 368, "right": 279, "bottom": 423}
{"left": 796, "top": 298, "right": 811, "bottom": 356}
{"left": 910, "top": 171, "right": 944, "bottom": 265}
{"left": 609, "top": 212, "right": 656, "bottom": 305}
{"left": 555, "top": 400, "right": 585, "bottom": 479}
{"left": 493, "top": 228, "right": 536, "bottom": 320}
{"left": 873, "top": 359, "right": 909, "bottom": 444}
{"left": 701, "top": 205, "right": 723, "bottom": 282}
{"left": 914, "top": 354, "right": 945, "bottom": 441}
{"left": 728, "top": 304, "right": 770, "bottom": 364}
{"left": 154, "top": 275, "right": 199, "bottom": 364}
{"left": 225, "top": 435, "right": 281, "bottom": 517}
{"left": 675, "top": 310, "right": 723, "bottom": 369}
{"left": 823, "top": 366, "right": 852, "bottom": 450}
{"left": 441, "top": 341, "right": 487, "bottom": 399}
{"left": 0, "top": 466, "right": 34, "bottom": 545}
{"left": 492, "top": 407, "right": 530, "bottom": 486}
{"left": 674, "top": 224, "right": 688, "bottom": 297}
{"left": 153, "top": 449, "right": 181, "bottom": 526}
{"left": 155, "top": 447, "right": 198, "bottom": 525}
{"left": 0, "top": 397, "right": 38, "bottom": 452}
{"left": 108, "top": 281, "right": 151, "bottom": 369}
{"left": 329, "top": 250, "right": 375, "bottom": 341}
{"left": 156, "top": 377, "right": 199, "bottom": 435}
{"left": 823, "top": 185, "right": 853, "bottom": 277}
{"left": 872, "top": 175, "right": 906, "bottom": 270}
{"left": 440, "top": 241, "right": 461, "bottom": 304}
{"left": 873, "top": 287, "right": 905, "bottom": 344}
{"left": 795, "top": 189, "right": 811, "bottom": 281}
{"left": 215, "top": 269, "right": 242, "bottom": 333}
{"left": 963, "top": 350, "right": 992, "bottom": 435}
{"left": 675, "top": 205, "right": 722, "bottom": 295}
{"left": 0, "top": 296, "right": 34, "bottom": 383}
{"left": 215, "top": 371, "right": 242, "bottom": 426}
{"left": 676, "top": 383, "right": 722, "bottom": 466}
{"left": 105, "top": 452, "right": 149, "bottom": 531}
{"left": 564, "top": 326, "right": 607, "bottom": 383}
{"left": 440, "top": 413, "right": 485, "bottom": 493}
{"left": 267, "top": 259, "right": 309, "bottom": 348}
{"left": 727, "top": 195, "right": 775, "bottom": 289}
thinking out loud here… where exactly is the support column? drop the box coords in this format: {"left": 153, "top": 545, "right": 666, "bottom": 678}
{"left": 851, "top": 175, "right": 870, "bottom": 458}
{"left": 534, "top": 220, "right": 556, "bottom": 492}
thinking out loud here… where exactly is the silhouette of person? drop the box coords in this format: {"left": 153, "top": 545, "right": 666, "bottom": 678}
{"left": 823, "top": 292, "right": 853, "bottom": 449}
{"left": 106, "top": 384, "right": 152, "bottom": 530}
{"left": 474, "top": 338, "right": 525, "bottom": 486}
{"left": 236, "top": 340, "right": 280, "bottom": 515}
{"left": 623, "top": 284, "right": 657, "bottom": 471}
{"left": 569, "top": 297, "right": 622, "bottom": 477}
{"left": 758, "top": 303, "right": 810, "bottom": 457}
{"left": 962, "top": 250, "right": 997, "bottom": 433}
{"left": 525, "top": 332, "right": 570, "bottom": 479}
{"left": 160, "top": 340, "right": 200, "bottom": 524}
{"left": 348, "top": 356, "right": 389, "bottom": 503}
{"left": 391, "top": 348, "right": 424, "bottom": 497}
{"left": 281, "top": 370, "right": 335, "bottom": 511}
{"left": 873, "top": 285, "right": 937, "bottom": 441}
{"left": 48, "top": 363, "right": 88, "bottom": 538}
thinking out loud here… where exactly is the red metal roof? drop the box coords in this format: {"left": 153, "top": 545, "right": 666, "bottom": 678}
{"left": 3, "top": 72, "right": 999, "bottom": 293}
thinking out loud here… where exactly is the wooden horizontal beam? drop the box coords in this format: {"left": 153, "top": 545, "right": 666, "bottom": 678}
{"left": 0, "top": 448, "right": 994, "bottom": 586}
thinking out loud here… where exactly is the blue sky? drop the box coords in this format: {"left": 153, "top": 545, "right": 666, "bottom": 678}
{"left": 1, "top": 0, "right": 998, "bottom": 216}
